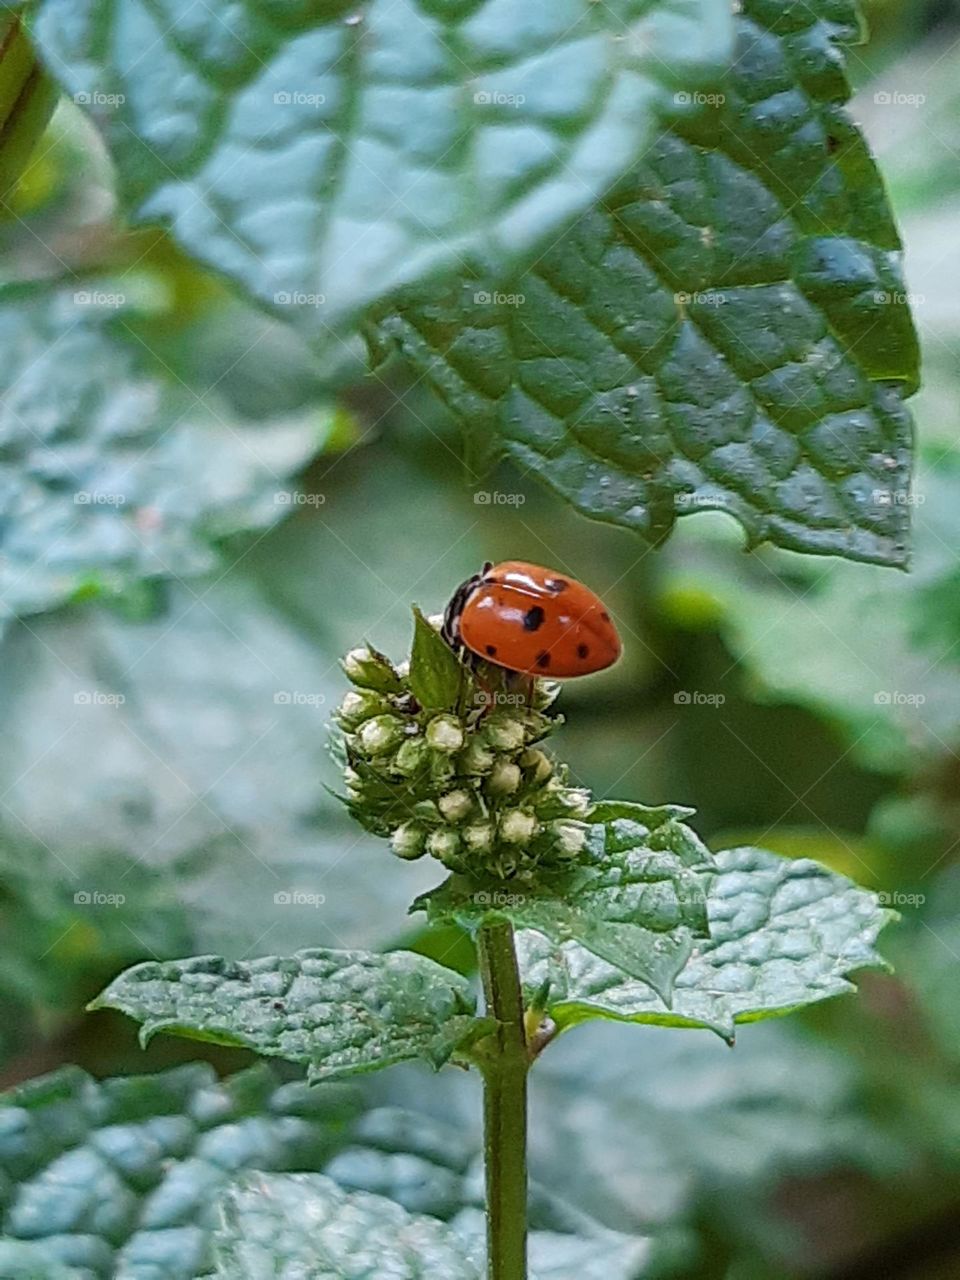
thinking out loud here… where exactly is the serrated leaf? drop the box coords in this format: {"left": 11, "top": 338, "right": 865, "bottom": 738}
{"left": 415, "top": 805, "right": 714, "bottom": 1003}
{"left": 0, "top": 1063, "right": 362, "bottom": 1279}
{"left": 92, "top": 950, "right": 488, "bottom": 1080}
{"left": 375, "top": 0, "right": 919, "bottom": 567}
{"left": 518, "top": 845, "right": 893, "bottom": 1042}
{"left": 33, "top": 0, "right": 733, "bottom": 333}
{"left": 0, "top": 280, "right": 332, "bottom": 623}
{"left": 409, "top": 607, "right": 462, "bottom": 712}
{"left": 0, "top": 13, "right": 57, "bottom": 202}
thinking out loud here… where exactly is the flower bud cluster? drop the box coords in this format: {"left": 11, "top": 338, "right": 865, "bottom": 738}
{"left": 335, "top": 641, "right": 592, "bottom": 879}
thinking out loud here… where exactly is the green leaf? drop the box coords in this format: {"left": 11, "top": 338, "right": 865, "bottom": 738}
{"left": 409, "top": 606, "right": 462, "bottom": 713}
{"left": 518, "top": 845, "right": 893, "bottom": 1042}
{"left": 0, "top": 1063, "right": 362, "bottom": 1279}
{"left": 415, "top": 804, "right": 714, "bottom": 1002}
{"left": 92, "top": 949, "right": 489, "bottom": 1080}
{"left": 0, "top": 279, "right": 332, "bottom": 624}
{"left": 212, "top": 1171, "right": 655, "bottom": 1280}
{"left": 375, "top": 0, "right": 919, "bottom": 567}
{"left": 0, "top": 13, "right": 57, "bottom": 203}
{"left": 32, "top": 0, "right": 733, "bottom": 333}
{"left": 212, "top": 1172, "right": 479, "bottom": 1279}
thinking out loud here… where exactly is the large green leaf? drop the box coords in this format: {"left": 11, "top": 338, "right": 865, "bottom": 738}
{"left": 211, "top": 1171, "right": 654, "bottom": 1280}
{"left": 32, "top": 0, "right": 733, "bottom": 332}
{"left": 518, "top": 844, "right": 893, "bottom": 1042}
{"left": 415, "top": 804, "right": 714, "bottom": 1002}
{"left": 0, "top": 1063, "right": 362, "bottom": 1279}
{"left": 375, "top": 0, "right": 919, "bottom": 566}
{"left": 92, "top": 950, "right": 488, "bottom": 1080}
{"left": 0, "top": 279, "right": 332, "bottom": 624}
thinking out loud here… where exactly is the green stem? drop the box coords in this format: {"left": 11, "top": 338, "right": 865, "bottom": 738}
{"left": 477, "top": 920, "right": 529, "bottom": 1280}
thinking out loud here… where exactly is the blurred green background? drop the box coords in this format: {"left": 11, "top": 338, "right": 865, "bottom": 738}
{"left": 1, "top": 1, "right": 959, "bottom": 1277}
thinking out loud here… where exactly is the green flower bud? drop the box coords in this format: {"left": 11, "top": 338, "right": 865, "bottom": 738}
{"left": 488, "top": 758, "right": 521, "bottom": 797}
{"left": 463, "top": 821, "right": 495, "bottom": 853}
{"left": 392, "top": 737, "right": 427, "bottom": 776}
{"left": 392, "top": 822, "right": 426, "bottom": 860}
{"left": 520, "top": 748, "right": 553, "bottom": 785}
{"left": 532, "top": 680, "right": 561, "bottom": 711}
{"left": 427, "top": 828, "right": 460, "bottom": 862}
{"left": 552, "top": 819, "right": 588, "bottom": 858}
{"left": 484, "top": 715, "right": 526, "bottom": 753}
{"left": 426, "top": 714, "right": 464, "bottom": 753}
{"left": 438, "top": 789, "right": 473, "bottom": 823}
{"left": 337, "top": 689, "right": 389, "bottom": 730}
{"left": 358, "top": 714, "right": 404, "bottom": 756}
{"left": 341, "top": 646, "right": 403, "bottom": 693}
{"left": 460, "top": 739, "right": 496, "bottom": 776}
{"left": 500, "top": 809, "right": 539, "bottom": 845}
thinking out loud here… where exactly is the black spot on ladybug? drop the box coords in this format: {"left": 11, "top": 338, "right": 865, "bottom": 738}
{"left": 601, "top": 611, "right": 610, "bottom": 622}
{"left": 535, "top": 650, "right": 551, "bottom": 669}
{"left": 523, "top": 606, "right": 545, "bottom": 631}
{"left": 485, "top": 644, "right": 497, "bottom": 657}
{"left": 544, "top": 578, "right": 568, "bottom": 593}
{"left": 577, "top": 643, "right": 590, "bottom": 660}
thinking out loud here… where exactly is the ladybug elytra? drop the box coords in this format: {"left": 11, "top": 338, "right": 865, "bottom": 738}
{"left": 443, "top": 560, "right": 621, "bottom": 678}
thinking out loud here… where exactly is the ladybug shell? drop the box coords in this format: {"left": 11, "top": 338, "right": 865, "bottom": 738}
{"left": 458, "top": 561, "right": 621, "bottom": 678}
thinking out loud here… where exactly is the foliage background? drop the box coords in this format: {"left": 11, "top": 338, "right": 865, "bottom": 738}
{"left": 0, "top": 0, "right": 958, "bottom": 1277}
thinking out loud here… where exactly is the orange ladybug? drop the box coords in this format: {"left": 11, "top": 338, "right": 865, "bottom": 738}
{"left": 443, "top": 561, "right": 621, "bottom": 678}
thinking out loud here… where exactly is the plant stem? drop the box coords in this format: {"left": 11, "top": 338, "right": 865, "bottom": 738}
{"left": 477, "top": 920, "right": 528, "bottom": 1280}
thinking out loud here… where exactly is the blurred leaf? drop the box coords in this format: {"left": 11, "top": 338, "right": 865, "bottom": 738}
{"left": 519, "top": 845, "right": 893, "bottom": 1042}
{"left": 663, "top": 448, "right": 960, "bottom": 772}
{"left": 416, "top": 806, "right": 713, "bottom": 1003}
{"left": 93, "top": 950, "right": 488, "bottom": 1081}
{"left": 33, "top": 0, "right": 732, "bottom": 333}
{"left": 0, "top": 1063, "right": 362, "bottom": 1278}
{"left": 211, "top": 1171, "right": 479, "bottom": 1279}
{"left": 0, "top": 280, "right": 334, "bottom": 625}
{"left": 0, "top": 13, "right": 57, "bottom": 203}
{"left": 409, "top": 607, "right": 463, "bottom": 714}
{"left": 375, "top": 0, "right": 918, "bottom": 566}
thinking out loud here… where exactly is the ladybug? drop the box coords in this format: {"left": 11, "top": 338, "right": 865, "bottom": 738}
{"left": 443, "top": 561, "right": 621, "bottom": 678}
